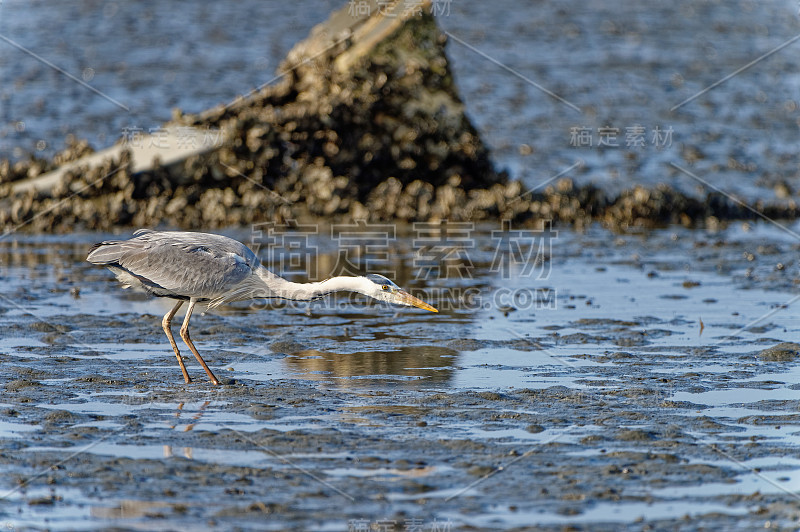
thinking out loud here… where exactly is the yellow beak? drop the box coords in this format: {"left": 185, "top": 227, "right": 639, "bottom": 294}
{"left": 396, "top": 290, "right": 438, "bottom": 313}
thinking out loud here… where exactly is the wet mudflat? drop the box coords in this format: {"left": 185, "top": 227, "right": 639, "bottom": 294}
{"left": 2, "top": 224, "right": 800, "bottom": 530}
{"left": 6, "top": 0, "right": 800, "bottom": 204}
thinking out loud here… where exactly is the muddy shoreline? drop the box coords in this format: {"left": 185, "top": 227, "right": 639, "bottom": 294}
{"left": 2, "top": 226, "right": 800, "bottom": 530}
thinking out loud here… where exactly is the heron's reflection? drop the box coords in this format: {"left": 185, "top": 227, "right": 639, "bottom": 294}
{"left": 162, "top": 400, "right": 209, "bottom": 458}
{"left": 281, "top": 345, "right": 457, "bottom": 385}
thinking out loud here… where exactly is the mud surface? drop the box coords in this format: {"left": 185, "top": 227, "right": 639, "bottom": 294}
{"left": 3, "top": 224, "right": 800, "bottom": 530}
{"left": 3, "top": 1, "right": 800, "bottom": 529}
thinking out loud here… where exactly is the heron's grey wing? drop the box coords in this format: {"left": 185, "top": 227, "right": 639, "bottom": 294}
{"left": 130, "top": 231, "right": 260, "bottom": 270}
{"left": 122, "top": 243, "right": 254, "bottom": 298}
{"left": 88, "top": 231, "right": 259, "bottom": 300}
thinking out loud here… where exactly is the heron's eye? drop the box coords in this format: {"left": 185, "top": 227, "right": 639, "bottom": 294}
{"left": 381, "top": 285, "right": 390, "bottom": 291}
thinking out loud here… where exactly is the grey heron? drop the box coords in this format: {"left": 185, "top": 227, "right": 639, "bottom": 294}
{"left": 87, "top": 229, "right": 438, "bottom": 385}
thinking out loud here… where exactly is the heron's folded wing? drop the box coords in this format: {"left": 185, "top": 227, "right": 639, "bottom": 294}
{"left": 115, "top": 241, "right": 253, "bottom": 299}
{"left": 133, "top": 231, "right": 260, "bottom": 269}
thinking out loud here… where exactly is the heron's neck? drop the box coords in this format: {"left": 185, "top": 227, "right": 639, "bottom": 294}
{"left": 255, "top": 268, "right": 367, "bottom": 301}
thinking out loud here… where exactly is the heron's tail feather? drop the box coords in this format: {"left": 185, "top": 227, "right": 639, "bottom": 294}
{"left": 86, "top": 241, "right": 127, "bottom": 264}
{"left": 87, "top": 229, "right": 154, "bottom": 264}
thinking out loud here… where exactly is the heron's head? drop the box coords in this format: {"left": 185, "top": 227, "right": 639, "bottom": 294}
{"left": 360, "top": 274, "right": 438, "bottom": 312}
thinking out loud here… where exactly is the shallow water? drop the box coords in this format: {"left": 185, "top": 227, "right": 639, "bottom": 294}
{"left": 2, "top": 224, "right": 800, "bottom": 529}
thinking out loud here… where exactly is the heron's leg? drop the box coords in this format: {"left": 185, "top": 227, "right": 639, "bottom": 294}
{"left": 162, "top": 300, "right": 191, "bottom": 384}
{"left": 179, "top": 300, "right": 220, "bottom": 385}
